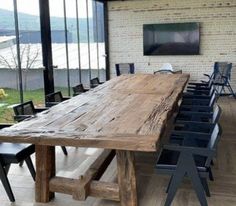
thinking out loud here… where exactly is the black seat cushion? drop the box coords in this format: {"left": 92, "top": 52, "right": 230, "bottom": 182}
{"left": 156, "top": 149, "right": 207, "bottom": 172}
{"left": 0, "top": 143, "right": 35, "bottom": 165}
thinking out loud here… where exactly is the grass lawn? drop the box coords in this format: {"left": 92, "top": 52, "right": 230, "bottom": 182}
{"left": 0, "top": 88, "right": 68, "bottom": 123}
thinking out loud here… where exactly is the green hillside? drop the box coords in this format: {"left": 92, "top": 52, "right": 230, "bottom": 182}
{"left": 0, "top": 8, "right": 94, "bottom": 42}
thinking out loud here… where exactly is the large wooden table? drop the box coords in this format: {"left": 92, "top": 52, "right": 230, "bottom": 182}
{"left": 0, "top": 74, "right": 189, "bottom": 206}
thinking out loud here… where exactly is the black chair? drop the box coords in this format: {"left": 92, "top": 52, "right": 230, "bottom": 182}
{"left": 212, "top": 62, "right": 235, "bottom": 98}
{"left": 154, "top": 69, "right": 174, "bottom": 74}
{"left": 45, "top": 91, "right": 70, "bottom": 107}
{"left": 184, "top": 85, "right": 215, "bottom": 99}
{"left": 155, "top": 124, "right": 221, "bottom": 206}
{"left": 90, "top": 77, "right": 104, "bottom": 88}
{"left": 115, "top": 63, "right": 135, "bottom": 76}
{"left": 179, "top": 89, "right": 216, "bottom": 113}
{"left": 0, "top": 124, "right": 36, "bottom": 202}
{"left": 187, "top": 75, "right": 213, "bottom": 91}
{"left": 173, "top": 122, "right": 217, "bottom": 135}
{"left": 13, "top": 100, "right": 47, "bottom": 122}
{"left": 188, "top": 62, "right": 235, "bottom": 98}
{"left": 176, "top": 105, "right": 221, "bottom": 124}
{"left": 153, "top": 69, "right": 182, "bottom": 74}
{"left": 13, "top": 101, "right": 68, "bottom": 156}
{"left": 72, "top": 84, "right": 89, "bottom": 96}
{"left": 181, "top": 89, "right": 216, "bottom": 107}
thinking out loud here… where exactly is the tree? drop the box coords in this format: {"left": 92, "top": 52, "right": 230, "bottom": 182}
{"left": 0, "top": 43, "right": 40, "bottom": 91}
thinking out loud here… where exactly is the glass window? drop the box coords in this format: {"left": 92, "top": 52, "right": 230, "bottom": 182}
{"left": 17, "top": 0, "right": 44, "bottom": 106}
{"left": 0, "top": 0, "right": 20, "bottom": 122}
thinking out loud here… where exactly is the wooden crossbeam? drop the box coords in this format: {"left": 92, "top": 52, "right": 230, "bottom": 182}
{"left": 49, "top": 178, "right": 119, "bottom": 201}
{"left": 49, "top": 149, "right": 117, "bottom": 201}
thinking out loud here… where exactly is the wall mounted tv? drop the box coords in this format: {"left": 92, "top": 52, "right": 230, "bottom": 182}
{"left": 143, "top": 22, "right": 200, "bottom": 55}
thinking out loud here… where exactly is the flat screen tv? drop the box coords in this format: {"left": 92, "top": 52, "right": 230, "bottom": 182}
{"left": 143, "top": 22, "right": 200, "bottom": 55}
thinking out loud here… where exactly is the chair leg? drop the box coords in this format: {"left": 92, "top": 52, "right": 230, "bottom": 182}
{"left": 209, "top": 168, "right": 214, "bottom": 181}
{"left": 164, "top": 171, "right": 185, "bottom": 206}
{"left": 19, "top": 161, "right": 24, "bottom": 167}
{"left": 61, "top": 146, "right": 68, "bottom": 156}
{"left": 218, "top": 86, "right": 224, "bottom": 97}
{"left": 227, "top": 83, "right": 236, "bottom": 99}
{"left": 210, "top": 160, "right": 214, "bottom": 166}
{"left": 25, "top": 157, "right": 36, "bottom": 181}
{"left": 0, "top": 163, "right": 15, "bottom": 202}
{"left": 4, "top": 164, "right": 10, "bottom": 175}
{"left": 201, "top": 178, "right": 211, "bottom": 197}
{"left": 166, "top": 176, "right": 173, "bottom": 193}
{"left": 189, "top": 170, "right": 208, "bottom": 206}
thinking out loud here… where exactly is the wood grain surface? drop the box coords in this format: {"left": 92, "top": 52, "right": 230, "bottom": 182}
{"left": 0, "top": 74, "right": 189, "bottom": 152}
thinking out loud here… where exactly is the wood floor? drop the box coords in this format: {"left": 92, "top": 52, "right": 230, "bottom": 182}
{"left": 0, "top": 97, "right": 236, "bottom": 206}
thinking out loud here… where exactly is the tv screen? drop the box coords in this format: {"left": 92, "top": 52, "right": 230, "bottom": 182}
{"left": 143, "top": 22, "right": 200, "bottom": 55}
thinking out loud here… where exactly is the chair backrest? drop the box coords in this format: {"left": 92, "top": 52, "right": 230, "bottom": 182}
{"left": 90, "top": 77, "right": 100, "bottom": 88}
{"left": 46, "top": 91, "right": 63, "bottom": 103}
{"left": 160, "top": 63, "right": 173, "bottom": 71}
{"left": 213, "top": 62, "right": 232, "bottom": 84}
{"left": 72, "top": 84, "right": 85, "bottom": 94}
{"left": 13, "top": 101, "right": 35, "bottom": 116}
{"left": 115, "top": 63, "right": 135, "bottom": 76}
{"left": 154, "top": 69, "right": 174, "bottom": 74}
{"left": 212, "top": 104, "right": 222, "bottom": 123}
{"left": 204, "top": 123, "right": 222, "bottom": 167}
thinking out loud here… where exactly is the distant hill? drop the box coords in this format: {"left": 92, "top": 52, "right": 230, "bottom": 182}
{"left": 0, "top": 8, "right": 94, "bottom": 43}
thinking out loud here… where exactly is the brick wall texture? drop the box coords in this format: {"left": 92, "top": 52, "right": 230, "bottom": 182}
{"left": 108, "top": 0, "right": 236, "bottom": 90}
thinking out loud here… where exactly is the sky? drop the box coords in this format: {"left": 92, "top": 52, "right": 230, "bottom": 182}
{"left": 0, "top": 0, "right": 93, "bottom": 18}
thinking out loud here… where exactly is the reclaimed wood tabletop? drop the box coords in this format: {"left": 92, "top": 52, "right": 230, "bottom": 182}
{"left": 0, "top": 73, "right": 189, "bottom": 152}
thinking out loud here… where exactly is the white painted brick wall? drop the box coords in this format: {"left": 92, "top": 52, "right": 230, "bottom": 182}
{"left": 108, "top": 0, "right": 236, "bottom": 90}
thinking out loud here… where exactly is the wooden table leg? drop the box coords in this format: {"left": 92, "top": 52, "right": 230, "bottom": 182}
{"left": 116, "top": 150, "right": 138, "bottom": 206}
{"left": 35, "top": 145, "right": 55, "bottom": 202}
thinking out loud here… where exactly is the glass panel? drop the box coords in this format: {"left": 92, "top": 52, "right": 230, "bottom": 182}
{"left": 79, "top": 0, "right": 90, "bottom": 87}
{"left": 66, "top": 0, "right": 80, "bottom": 95}
{"left": 88, "top": 0, "right": 97, "bottom": 80}
{"left": 94, "top": 1, "right": 106, "bottom": 82}
{"left": 17, "top": 0, "right": 44, "bottom": 107}
{"left": 49, "top": 0, "right": 68, "bottom": 96}
{"left": 0, "top": 0, "right": 20, "bottom": 122}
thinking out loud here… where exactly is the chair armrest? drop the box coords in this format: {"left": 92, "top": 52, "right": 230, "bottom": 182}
{"left": 183, "top": 94, "right": 211, "bottom": 100}
{"left": 186, "top": 89, "right": 211, "bottom": 95}
{"left": 181, "top": 98, "right": 210, "bottom": 106}
{"left": 162, "top": 144, "right": 215, "bottom": 157}
{"left": 170, "top": 130, "right": 211, "bottom": 140}
{"left": 203, "top": 74, "right": 211, "bottom": 79}
{"left": 188, "top": 82, "right": 208, "bottom": 86}
{"left": 176, "top": 111, "right": 212, "bottom": 122}
{"left": 187, "top": 86, "right": 211, "bottom": 90}
{"left": 177, "top": 111, "right": 212, "bottom": 116}
{"left": 174, "top": 122, "right": 215, "bottom": 133}
{"left": 179, "top": 105, "right": 213, "bottom": 112}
